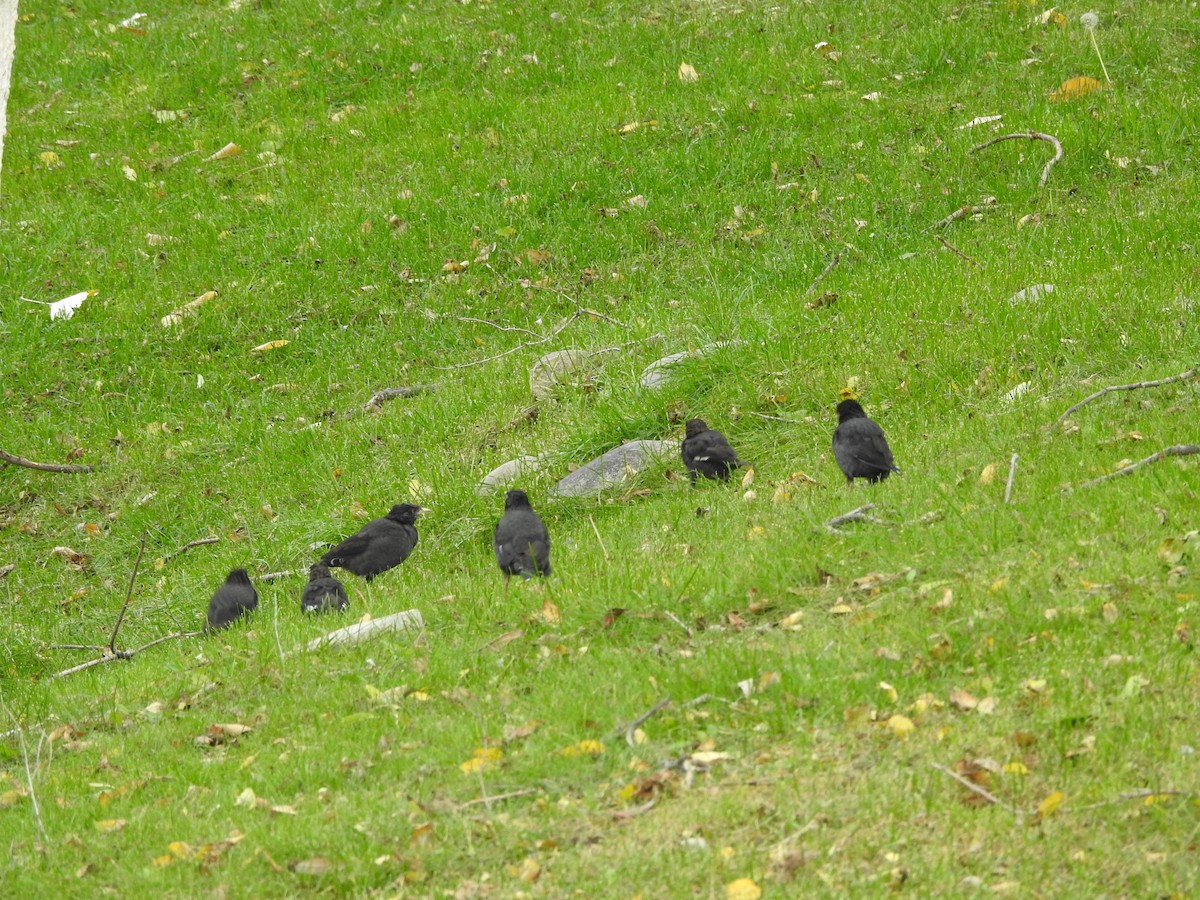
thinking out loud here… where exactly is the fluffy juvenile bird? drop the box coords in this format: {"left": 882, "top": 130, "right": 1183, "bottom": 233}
{"left": 681, "top": 418, "right": 746, "bottom": 484}
{"left": 493, "top": 489, "right": 551, "bottom": 591}
{"left": 832, "top": 399, "right": 901, "bottom": 484}
{"left": 205, "top": 568, "right": 258, "bottom": 631}
{"left": 321, "top": 503, "right": 425, "bottom": 580}
{"left": 301, "top": 563, "right": 348, "bottom": 613}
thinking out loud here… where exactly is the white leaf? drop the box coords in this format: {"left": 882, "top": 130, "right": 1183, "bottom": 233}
{"left": 50, "top": 291, "right": 92, "bottom": 321}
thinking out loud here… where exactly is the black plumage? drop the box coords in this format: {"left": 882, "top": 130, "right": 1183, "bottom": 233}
{"left": 301, "top": 563, "right": 348, "bottom": 613}
{"left": 832, "top": 399, "right": 900, "bottom": 484}
{"left": 681, "top": 418, "right": 746, "bottom": 484}
{"left": 205, "top": 568, "right": 258, "bottom": 631}
{"left": 493, "top": 490, "right": 551, "bottom": 588}
{"left": 321, "top": 503, "right": 425, "bottom": 580}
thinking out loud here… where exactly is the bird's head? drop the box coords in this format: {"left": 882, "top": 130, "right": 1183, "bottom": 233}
{"left": 504, "top": 489, "right": 533, "bottom": 509}
{"left": 387, "top": 503, "right": 427, "bottom": 524}
{"left": 309, "top": 563, "right": 332, "bottom": 580}
{"left": 684, "top": 418, "right": 709, "bottom": 439}
{"left": 227, "top": 568, "right": 252, "bottom": 585}
{"left": 835, "top": 399, "right": 866, "bottom": 422}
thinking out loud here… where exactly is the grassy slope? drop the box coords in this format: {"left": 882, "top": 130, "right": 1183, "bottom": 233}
{"left": 1, "top": 0, "right": 1198, "bottom": 895}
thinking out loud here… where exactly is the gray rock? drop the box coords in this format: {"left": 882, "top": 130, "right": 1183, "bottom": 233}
{"left": 529, "top": 348, "right": 591, "bottom": 401}
{"left": 552, "top": 440, "right": 678, "bottom": 497}
{"left": 639, "top": 341, "right": 743, "bottom": 390}
{"left": 477, "top": 455, "right": 550, "bottom": 495}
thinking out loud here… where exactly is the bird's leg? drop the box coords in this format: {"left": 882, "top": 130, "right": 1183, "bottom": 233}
{"left": 503, "top": 571, "right": 511, "bottom": 601}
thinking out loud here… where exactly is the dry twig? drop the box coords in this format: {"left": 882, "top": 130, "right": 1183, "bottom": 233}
{"left": 1, "top": 704, "right": 48, "bottom": 845}
{"left": 362, "top": 382, "right": 441, "bottom": 411}
{"left": 931, "top": 763, "right": 1021, "bottom": 820}
{"left": 588, "top": 515, "right": 610, "bottom": 562}
{"left": 1004, "top": 453, "right": 1019, "bottom": 504}
{"left": 1076, "top": 445, "right": 1200, "bottom": 490}
{"left": 803, "top": 253, "right": 842, "bottom": 297}
{"left": 1055, "top": 366, "right": 1199, "bottom": 426}
{"left": 825, "top": 503, "right": 886, "bottom": 532}
{"left": 455, "top": 788, "right": 539, "bottom": 811}
{"left": 618, "top": 696, "right": 672, "bottom": 747}
{"left": 935, "top": 234, "right": 982, "bottom": 267}
{"left": 50, "top": 632, "right": 199, "bottom": 679}
{"left": 1065, "top": 789, "right": 1199, "bottom": 813}
{"left": 161, "top": 535, "right": 219, "bottom": 564}
{"left": 107, "top": 534, "right": 147, "bottom": 653}
{"left": 0, "top": 449, "right": 94, "bottom": 474}
{"left": 931, "top": 204, "right": 995, "bottom": 229}
{"left": 970, "top": 131, "right": 1064, "bottom": 188}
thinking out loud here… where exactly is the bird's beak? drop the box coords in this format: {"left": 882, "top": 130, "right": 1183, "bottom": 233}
{"left": 416, "top": 506, "right": 431, "bottom": 515}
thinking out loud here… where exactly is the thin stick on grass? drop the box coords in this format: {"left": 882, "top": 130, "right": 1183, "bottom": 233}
{"left": 931, "top": 763, "right": 1021, "bottom": 820}
{"left": 535, "top": 285, "right": 628, "bottom": 327}
{"left": 618, "top": 696, "right": 672, "bottom": 747}
{"left": 362, "top": 382, "right": 442, "bottom": 411}
{"left": 663, "top": 610, "right": 693, "bottom": 637}
{"left": 1075, "top": 445, "right": 1200, "bottom": 490}
{"left": 456, "top": 317, "right": 541, "bottom": 338}
{"left": 588, "top": 515, "right": 610, "bottom": 562}
{"left": 1, "top": 704, "right": 48, "bottom": 845}
{"left": 1065, "top": 789, "right": 1198, "bottom": 813}
{"left": 1055, "top": 366, "right": 1199, "bottom": 426}
{"left": 935, "top": 234, "right": 982, "bottom": 267}
{"left": 49, "top": 632, "right": 200, "bottom": 679}
{"left": 106, "top": 533, "right": 147, "bottom": 653}
{"left": 433, "top": 311, "right": 583, "bottom": 371}
{"left": 825, "top": 503, "right": 885, "bottom": 532}
{"left": 455, "top": 788, "right": 539, "bottom": 810}
{"left": 931, "top": 203, "right": 995, "bottom": 229}
{"left": 0, "top": 449, "right": 95, "bottom": 474}
{"left": 970, "top": 131, "right": 1064, "bottom": 188}
{"left": 1004, "top": 453, "right": 1019, "bottom": 504}
{"left": 161, "top": 535, "right": 219, "bottom": 564}
{"left": 259, "top": 569, "right": 299, "bottom": 583}
{"left": 803, "top": 252, "right": 841, "bottom": 297}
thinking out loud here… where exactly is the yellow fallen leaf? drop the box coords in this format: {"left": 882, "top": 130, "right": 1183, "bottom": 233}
{"left": 1003, "top": 761, "right": 1029, "bottom": 775}
{"left": 517, "top": 857, "right": 541, "bottom": 882}
{"left": 0, "top": 788, "right": 27, "bottom": 807}
{"left": 94, "top": 818, "right": 127, "bottom": 833}
{"left": 537, "top": 598, "right": 560, "bottom": 625}
{"left": 559, "top": 740, "right": 604, "bottom": 758}
{"left": 726, "top": 877, "right": 763, "bottom": 900}
{"left": 878, "top": 681, "right": 898, "bottom": 702}
{"left": 678, "top": 62, "right": 699, "bottom": 83}
{"left": 887, "top": 714, "right": 915, "bottom": 740}
{"left": 459, "top": 747, "right": 502, "bottom": 774}
{"left": 1050, "top": 76, "right": 1104, "bottom": 102}
{"left": 250, "top": 340, "right": 289, "bottom": 353}
{"left": 979, "top": 462, "right": 999, "bottom": 485}
{"left": 1036, "top": 789, "right": 1064, "bottom": 818}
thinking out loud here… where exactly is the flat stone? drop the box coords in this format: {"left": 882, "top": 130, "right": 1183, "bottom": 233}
{"left": 639, "top": 341, "right": 743, "bottom": 390}
{"left": 552, "top": 440, "right": 678, "bottom": 497}
{"left": 477, "top": 455, "right": 550, "bottom": 495}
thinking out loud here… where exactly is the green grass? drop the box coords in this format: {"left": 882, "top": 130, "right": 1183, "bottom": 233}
{"left": 2, "top": 0, "right": 1199, "bottom": 895}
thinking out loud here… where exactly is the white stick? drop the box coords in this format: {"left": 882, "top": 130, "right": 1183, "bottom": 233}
{"left": 1004, "top": 453, "right": 1019, "bottom": 504}
{"left": 0, "top": 0, "right": 17, "bottom": 201}
{"left": 302, "top": 608, "right": 424, "bottom": 651}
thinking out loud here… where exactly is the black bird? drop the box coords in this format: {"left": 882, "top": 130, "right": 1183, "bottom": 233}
{"left": 321, "top": 503, "right": 425, "bottom": 580}
{"left": 832, "top": 399, "right": 901, "bottom": 484}
{"left": 205, "top": 568, "right": 258, "bottom": 631}
{"left": 301, "top": 563, "right": 348, "bottom": 613}
{"left": 493, "top": 490, "right": 551, "bottom": 592}
{"left": 681, "top": 418, "right": 746, "bottom": 484}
